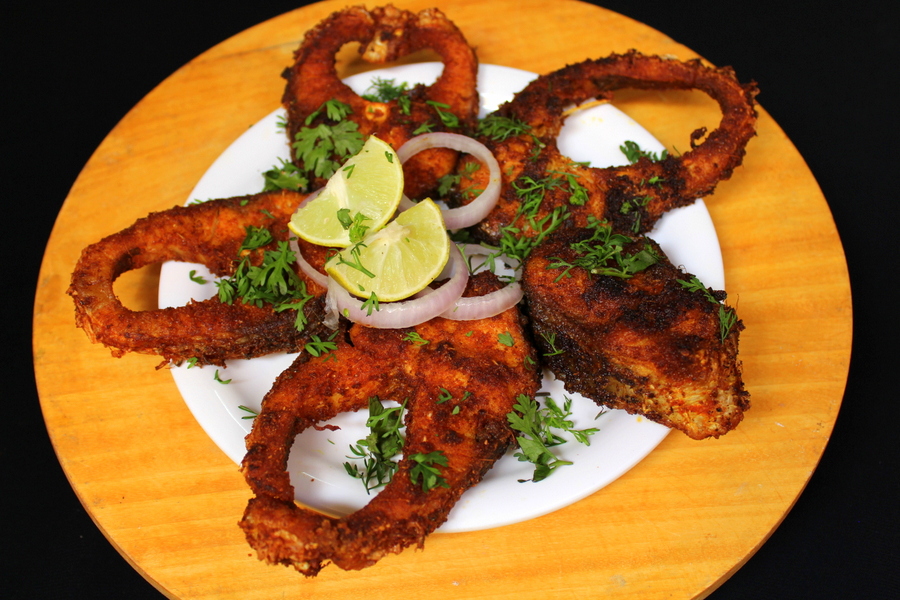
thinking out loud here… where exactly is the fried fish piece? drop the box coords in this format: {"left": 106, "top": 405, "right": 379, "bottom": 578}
{"left": 522, "top": 228, "right": 749, "bottom": 439}
{"left": 67, "top": 190, "right": 327, "bottom": 366}
{"left": 455, "top": 51, "right": 757, "bottom": 245}
{"left": 283, "top": 5, "right": 480, "bottom": 198}
{"left": 240, "top": 273, "right": 540, "bottom": 575}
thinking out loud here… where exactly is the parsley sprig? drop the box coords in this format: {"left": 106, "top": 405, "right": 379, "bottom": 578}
{"left": 476, "top": 114, "right": 532, "bottom": 141}
{"left": 362, "top": 77, "right": 412, "bottom": 115}
{"left": 292, "top": 99, "right": 364, "bottom": 180}
{"left": 548, "top": 218, "right": 660, "bottom": 281}
{"left": 677, "top": 275, "right": 740, "bottom": 342}
{"left": 409, "top": 451, "right": 450, "bottom": 492}
{"left": 262, "top": 158, "right": 309, "bottom": 192}
{"left": 507, "top": 395, "right": 601, "bottom": 483}
{"left": 620, "top": 140, "right": 669, "bottom": 164}
{"left": 215, "top": 226, "right": 314, "bottom": 331}
{"left": 344, "top": 397, "right": 407, "bottom": 494}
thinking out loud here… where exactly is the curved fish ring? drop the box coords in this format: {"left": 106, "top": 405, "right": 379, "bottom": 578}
{"left": 282, "top": 5, "right": 480, "bottom": 198}
{"left": 462, "top": 50, "right": 759, "bottom": 244}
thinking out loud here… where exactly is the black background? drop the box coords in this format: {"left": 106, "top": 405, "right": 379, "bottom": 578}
{"left": 5, "top": 1, "right": 898, "bottom": 598}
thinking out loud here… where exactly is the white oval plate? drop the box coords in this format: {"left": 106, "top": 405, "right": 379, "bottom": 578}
{"left": 159, "top": 63, "right": 723, "bottom": 533}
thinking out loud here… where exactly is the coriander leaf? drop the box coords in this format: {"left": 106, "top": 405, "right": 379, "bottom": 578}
{"left": 507, "top": 395, "right": 600, "bottom": 483}
{"left": 343, "top": 397, "right": 407, "bottom": 494}
{"left": 498, "top": 331, "right": 515, "bottom": 347}
{"left": 677, "top": 275, "right": 740, "bottom": 342}
{"left": 238, "top": 405, "right": 258, "bottom": 420}
{"left": 408, "top": 451, "right": 450, "bottom": 492}
{"left": 361, "top": 77, "right": 408, "bottom": 102}
{"left": 304, "top": 332, "right": 338, "bottom": 358}
{"left": 215, "top": 227, "right": 315, "bottom": 332}
{"left": 403, "top": 331, "right": 430, "bottom": 346}
{"left": 476, "top": 114, "right": 532, "bottom": 141}
{"left": 540, "top": 332, "right": 565, "bottom": 356}
{"left": 262, "top": 158, "right": 308, "bottom": 192}
{"left": 425, "top": 100, "right": 460, "bottom": 128}
{"left": 619, "top": 140, "right": 668, "bottom": 164}
{"left": 549, "top": 219, "right": 660, "bottom": 280}
{"left": 293, "top": 100, "right": 364, "bottom": 180}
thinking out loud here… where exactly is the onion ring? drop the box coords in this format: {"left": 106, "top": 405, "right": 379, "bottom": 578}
{"left": 441, "top": 280, "right": 523, "bottom": 320}
{"left": 289, "top": 237, "right": 329, "bottom": 289}
{"left": 325, "top": 244, "right": 469, "bottom": 328}
{"left": 397, "top": 132, "right": 501, "bottom": 229}
{"left": 440, "top": 244, "right": 523, "bottom": 320}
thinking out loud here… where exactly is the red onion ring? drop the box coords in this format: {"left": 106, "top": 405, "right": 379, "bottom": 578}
{"left": 288, "top": 238, "right": 329, "bottom": 289}
{"left": 325, "top": 244, "right": 469, "bottom": 329}
{"left": 441, "top": 280, "right": 523, "bottom": 320}
{"left": 396, "top": 132, "right": 501, "bottom": 229}
{"left": 440, "top": 244, "right": 523, "bottom": 320}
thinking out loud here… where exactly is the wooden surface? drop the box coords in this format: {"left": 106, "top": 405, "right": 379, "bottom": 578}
{"left": 32, "top": 1, "right": 851, "bottom": 598}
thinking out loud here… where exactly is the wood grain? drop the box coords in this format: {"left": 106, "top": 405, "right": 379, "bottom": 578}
{"left": 33, "top": 1, "right": 851, "bottom": 598}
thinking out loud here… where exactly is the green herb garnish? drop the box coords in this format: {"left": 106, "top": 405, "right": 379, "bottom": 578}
{"left": 336, "top": 209, "right": 371, "bottom": 244}
{"left": 540, "top": 332, "right": 565, "bottom": 356}
{"left": 403, "top": 331, "right": 430, "bottom": 346}
{"left": 362, "top": 77, "right": 412, "bottom": 114}
{"left": 507, "top": 395, "right": 601, "bottom": 482}
{"left": 425, "top": 100, "right": 460, "bottom": 128}
{"left": 262, "top": 158, "right": 309, "bottom": 192}
{"left": 619, "top": 140, "right": 668, "bottom": 164}
{"left": 215, "top": 227, "right": 315, "bottom": 332}
{"left": 409, "top": 451, "right": 450, "bottom": 492}
{"left": 238, "top": 405, "right": 258, "bottom": 420}
{"left": 619, "top": 195, "right": 653, "bottom": 232}
{"left": 304, "top": 332, "right": 338, "bottom": 358}
{"left": 344, "top": 397, "right": 407, "bottom": 494}
{"left": 549, "top": 218, "right": 660, "bottom": 281}
{"left": 292, "top": 99, "right": 364, "bottom": 179}
{"left": 360, "top": 292, "right": 380, "bottom": 315}
{"left": 476, "top": 114, "right": 532, "bottom": 141}
{"left": 498, "top": 331, "right": 515, "bottom": 347}
{"left": 677, "top": 275, "right": 739, "bottom": 342}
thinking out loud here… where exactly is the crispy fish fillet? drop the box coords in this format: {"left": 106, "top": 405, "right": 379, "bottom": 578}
{"left": 282, "top": 5, "right": 480, "bottom": 197}
{"left": 522, "top": 230, "right": 749, "bottom": 439}
{"left": 455, "top": 51, "right": 757, "bottom": 244}
{"left": 68, "top": 190, "right": 327, "bottom": 366}
{"left": 240, "top": 273, "right": 540, "bottom": 575}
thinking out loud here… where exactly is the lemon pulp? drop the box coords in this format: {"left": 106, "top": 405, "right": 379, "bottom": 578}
{"left": 326, "top": 199, "right": 450, "bottom": 302}
{"left": 288, "top": 135, "right": 403, "bottom": 247}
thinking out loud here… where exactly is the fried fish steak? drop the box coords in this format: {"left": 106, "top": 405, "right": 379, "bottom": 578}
{"left": 282, "top": 4, "right": 480, "bottom": 197}
{"left": 68, "top": 190, "right": 327, "bottom": 366}
{"left": 240, "top": 272, "right": 541, "bottom": 575}
{"left": 522, "top": 229, "right": 749, "bottom": 439}
{"left": 454, "top": 51, "right": 758, "bottom": 245}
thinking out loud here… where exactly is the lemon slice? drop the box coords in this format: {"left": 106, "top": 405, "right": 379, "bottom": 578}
{"left": 326, "top": 199, "right": 450, "bottom": 302}
{"left": 288, "top": 135, "right": 403, "bottom": 247}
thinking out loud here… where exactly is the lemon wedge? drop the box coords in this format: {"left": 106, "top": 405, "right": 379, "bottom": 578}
{"left": 326, "top": 199, "right": 450, "bottom": 302}
{"left": 288, "top": 135, "right": 403, "bottom": 247}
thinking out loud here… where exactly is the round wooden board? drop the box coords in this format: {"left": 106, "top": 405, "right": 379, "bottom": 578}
{"left": 33, "top": 1, "right": 851, "bottom": 598}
